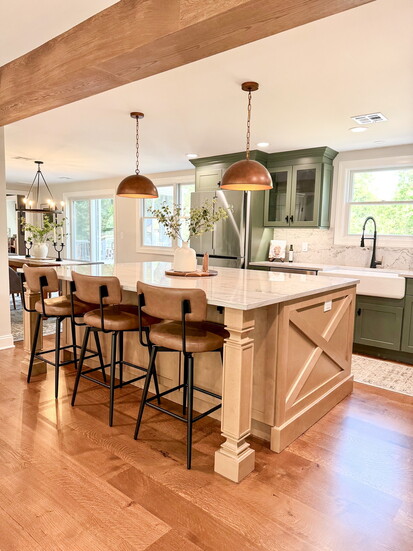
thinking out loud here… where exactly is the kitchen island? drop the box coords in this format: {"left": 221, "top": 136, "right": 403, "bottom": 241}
{"left": 23, "top": 262, "right": 358, "bottom": 482}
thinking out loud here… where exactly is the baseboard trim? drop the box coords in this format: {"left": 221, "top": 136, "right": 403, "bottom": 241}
{"left": 0, "top": 334, "right": 15, "bottom": 350}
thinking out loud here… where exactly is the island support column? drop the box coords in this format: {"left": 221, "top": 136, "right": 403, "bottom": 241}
{"left": 214, "top": 307, "right": 256, "bottom": 482}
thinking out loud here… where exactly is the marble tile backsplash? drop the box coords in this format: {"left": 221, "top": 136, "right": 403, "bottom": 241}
{"left": 272, "top": 228, "right": 413, "bottom": 270}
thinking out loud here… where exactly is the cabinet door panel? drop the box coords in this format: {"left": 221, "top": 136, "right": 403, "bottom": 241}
{"left": 264, "top": 167, "right": 292, "bottom": 227}
{"left": 195, "top": 168, "right": 223, "bottom": 191}
{"left": 401, "top": 295, "right": 413, "bottom": 353}
{"left": 290, "top": 163, "right": 321, "bottom": 226}
{"left": 354, "top": 301, "right": 403, "bottom": 350}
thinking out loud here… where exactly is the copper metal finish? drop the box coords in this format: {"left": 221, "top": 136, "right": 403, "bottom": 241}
{"left": 220, "top": 81, "right": 272, "bottom": 190}
{"left": 241, "top": 82, "right": 259, "bottom": 92}
{"left": 116, "top": 174, "right": 158, "bottom": 198}
{"left": 116, "top": 111, "right": 158, "bottom": 198}
{"left": 220, "top": 160, "right": 272, "bottom": 190}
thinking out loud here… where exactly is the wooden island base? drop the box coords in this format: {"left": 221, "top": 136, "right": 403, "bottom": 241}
{"left": 21, "top": 263, "right": 356, "bottom": 482}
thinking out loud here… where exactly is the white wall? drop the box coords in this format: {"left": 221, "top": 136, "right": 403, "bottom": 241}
{"left": 0, "top": 127, "right": 14, "bottom": 349}
{"left": 271, "top": 144, "right": 413, "bottom": 270}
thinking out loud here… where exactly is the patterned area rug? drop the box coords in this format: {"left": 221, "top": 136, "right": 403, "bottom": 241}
{"left": 10, "top": 296, "right": 56, "bottom": 343}
{"left": 352, "top": 354, "right": 413, "bottom": 396}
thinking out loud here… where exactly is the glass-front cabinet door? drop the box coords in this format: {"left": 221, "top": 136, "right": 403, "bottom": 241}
{"left": 290, "top": 164, "right": 321, "bottom": 226}
{"left": 264, "top": 167, "right": 292, "bottom": 226}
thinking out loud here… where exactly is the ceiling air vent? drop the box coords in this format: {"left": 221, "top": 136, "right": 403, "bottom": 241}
{"left": 351, "top": 112, "right": 388, "bottom": 125}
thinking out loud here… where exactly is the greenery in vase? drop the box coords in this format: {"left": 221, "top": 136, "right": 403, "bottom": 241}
{"left": 148, "top": 199, "right": 229, "bottom": 242}
{"left": 22, "top": 215, "right": 66, "bottom": 243}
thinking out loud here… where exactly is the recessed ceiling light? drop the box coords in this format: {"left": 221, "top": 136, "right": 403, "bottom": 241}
{"left": 257, "top": 142, "right": 270, "bottom": 147}
{"left": 350, "top": 127, "right": 368, "bottom": 133}
{"left": 186, "top": 153, "right": 198, "bottom": 159}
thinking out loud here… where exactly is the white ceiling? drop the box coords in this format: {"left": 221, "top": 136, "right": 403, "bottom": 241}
{"left": 0, "top": 0, "right": 118, "bottom": 66}
{"left": 3, "top": 0, "right": 413, "bottom": 186}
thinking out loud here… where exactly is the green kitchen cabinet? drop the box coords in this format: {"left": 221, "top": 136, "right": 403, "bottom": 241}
{"left": 191, "top": 150, "right": 268, "bottom": 192}
{"left": 264, "top": 147, "right": 337, "bottom": 228}
{"left": 195, "top": 168, "right": 224, "bottom": 191}
{"left": 401, "top": 295, "right": 413, "bottom": 353}
{"left": 354, "top": 296, "right": 404, "bottom": 351}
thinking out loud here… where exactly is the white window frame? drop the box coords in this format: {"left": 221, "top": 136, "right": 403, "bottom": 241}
{"left": 63, "top": 189, "right": 116, "bottom": 262}
{"left": 333, "top": 155, "right": 413, "bottom": 248}
{"left": 136, "top": 174, "right": 195, "bottom": 255}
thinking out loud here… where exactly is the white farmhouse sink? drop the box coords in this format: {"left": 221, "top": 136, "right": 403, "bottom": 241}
{"left": 319, "top": 268, "right": 406, "bottom": 299}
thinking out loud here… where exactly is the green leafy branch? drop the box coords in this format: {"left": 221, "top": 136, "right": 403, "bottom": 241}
{"left": 148, "top": 199, "right": 229, "bottom": 242}
{"left": 21, "top": 215, "right": 67, "bottom": 243}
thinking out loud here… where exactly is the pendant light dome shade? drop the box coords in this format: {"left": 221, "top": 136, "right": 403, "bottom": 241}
{"left": 220, "top": 159, "right": 272, "bottom": 190}
{"left": 220, "top": 82, "right": 272, "bottom": 191}
{"left": 116, "top": 174, "right": 158, "bottom": 198}
{"left": 116, "top": 112, "right": 158, "bottom": 199}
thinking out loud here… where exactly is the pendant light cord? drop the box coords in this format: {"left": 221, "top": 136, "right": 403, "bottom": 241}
{"left": 135, "top": 116, "right": 140, "bottom": 175}
{"left": 246, "top": 89, "right": 252, "bottom": 161}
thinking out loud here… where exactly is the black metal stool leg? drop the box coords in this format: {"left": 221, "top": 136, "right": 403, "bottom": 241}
{"left": 27, "top": 313, "right": 42, "bottom": 383}
{"left": 109, "top": 331, "right": 117, "bottom": 427}
{"left": 70, "top": 317, "right": 78, "bottom": 370}
{"left": 148, "top": 342, "right": 161, "bottom": 405}
{"left": 182, "top": 354, "right": 188, "bottom": 416}
{"left": 71, "top": 326, "right": 90, "bottom": 406}
{"left": 187, "top": 354, "right": 194, "bottom": 470}
{"left": 134, "top": 346, "right": 157, "bottom": 440}
{"left": 119, "top": 331, "right": 124, "bottom": 388}
{"left": 54, "top": 317, "right": 61, "bottom": 399}
{"left": 93, "top": 331, "right": 107, "bottom": 383}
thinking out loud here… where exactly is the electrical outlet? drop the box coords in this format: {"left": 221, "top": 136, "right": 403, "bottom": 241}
{"left": 324, "top": 300, "right": 332, "bottom": 312}
{"left": 302, "top": 242, "right": 308, "bottom": 252}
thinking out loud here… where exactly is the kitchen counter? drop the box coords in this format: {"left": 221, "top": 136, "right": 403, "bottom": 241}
{"left": 55, "top": 261, "right": 358, "bottom": 310}
{"left": 9, "top": 255, "right": 103, "bottom": 268}
{"left": 250, "top": 260, "right": 413, "bottom": 279}
{"left": 23, "top": 261, "right": 357, "bottom": 483}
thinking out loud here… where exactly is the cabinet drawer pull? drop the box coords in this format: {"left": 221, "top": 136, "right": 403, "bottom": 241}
{"left": 285, "top": 216, "right": 289, "bottom": 223}
{"left": 289, "top": 215, "right": 294, "bottom": 223}
{"left": 357, "top": 308, "right": 362, "bottom": 316}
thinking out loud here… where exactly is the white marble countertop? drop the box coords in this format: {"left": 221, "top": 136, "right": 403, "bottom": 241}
{"left": 55, "top": 261, "right": 358, "bottom": 311}
{"left": 250, "top": 261, "right": 413, "bottom": 279}
{"left": 9, "top": 255, "right": 103, "bottom": 267}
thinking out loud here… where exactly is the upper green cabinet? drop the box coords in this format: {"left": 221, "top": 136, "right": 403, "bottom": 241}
{"left": 264, "top": 147, "right": 337, "bottom": 228}
{"left": 191, "top": 150, "right": 268, "bottom": 192}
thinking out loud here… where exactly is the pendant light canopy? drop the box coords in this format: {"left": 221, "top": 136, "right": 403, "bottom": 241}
{"left": 220, "top": 82, "right": 272, "bottom": 191}
{"left": 116, "top": 112, "right": 158, "bottom": 199}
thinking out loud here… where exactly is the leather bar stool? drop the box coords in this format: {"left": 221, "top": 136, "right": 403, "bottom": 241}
{"left": 134, "top": 282, "right": 230, "bottom": 470}
{"left": 21, "top": 265, "right": 102, "bottom": 399}
{"left": 70, "top": 271, "right": 161, "bottom": 426}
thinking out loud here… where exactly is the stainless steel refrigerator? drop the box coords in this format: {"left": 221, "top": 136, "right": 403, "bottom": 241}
{"left": 190, "top": 190, "right": 272, "bottom": 268}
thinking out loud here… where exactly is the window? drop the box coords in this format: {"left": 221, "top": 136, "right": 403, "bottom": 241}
{"left": 334, "top": 156, "right": 413, "bottom": 247}
{"left": 69, "top": 195, "right": 115, "bottom": 261}
{"left": 140, "top": 182, "right": 195, "bottom": 249}
{"left": 348, "top": 168, "right": 413, "bottom": 236}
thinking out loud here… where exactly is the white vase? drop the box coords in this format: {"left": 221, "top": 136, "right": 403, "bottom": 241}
{"left": 32, "top": 243, "right": 48, "bottom": 259}
{"left": 173, "top": 241, "right": 197, "bottom": 272}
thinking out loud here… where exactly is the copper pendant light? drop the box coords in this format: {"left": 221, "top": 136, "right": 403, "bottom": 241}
{"left": 116, "top": 112, "right": 158, "bottom": 199}
{"left": 220, "top": 82, "right": 272, "bottom": 191}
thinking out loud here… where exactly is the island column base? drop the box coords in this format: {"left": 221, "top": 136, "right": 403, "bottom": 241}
{"left": 215, "top": 440, "right": 255, "bottom": 482}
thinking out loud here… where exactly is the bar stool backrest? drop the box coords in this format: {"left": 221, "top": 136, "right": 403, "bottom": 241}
{"left": 137, "top": 281, "right": 207, "bottom": 322}
{"left": 23, "top": 265, "right": 59, "bottom": 293}
{"left": 72, "top": 271, "right": 122, "bottom": 306}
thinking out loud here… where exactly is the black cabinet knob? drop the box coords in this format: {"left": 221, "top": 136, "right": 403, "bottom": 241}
{"left": 357, "top": 308, "right": 362, "bottom": 316}
{"left": 289, "top": 215, "right": 294, "bottom": 223}
{"left": 285, "top": 216, "right": 289, "bottom": 223}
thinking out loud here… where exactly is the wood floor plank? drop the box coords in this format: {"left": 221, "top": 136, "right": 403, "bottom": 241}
{"left": 0, "top": 340, "right": 412, "bottom": 551}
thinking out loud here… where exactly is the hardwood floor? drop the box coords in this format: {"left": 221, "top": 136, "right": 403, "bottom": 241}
{"left": 0, "top": 338, "right": 412, "bottom": 551}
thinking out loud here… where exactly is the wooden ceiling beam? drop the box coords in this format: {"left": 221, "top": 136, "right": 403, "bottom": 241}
{"left": 0, "top": 0, "right": 373, "bottom": 126}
